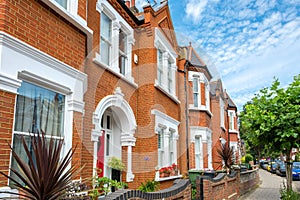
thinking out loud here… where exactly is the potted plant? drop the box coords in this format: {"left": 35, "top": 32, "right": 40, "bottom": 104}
{"left": 107, "top": 156, "right": 125, "bottom": 171}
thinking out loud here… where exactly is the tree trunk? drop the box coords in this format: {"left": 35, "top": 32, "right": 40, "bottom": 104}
{"left": 286, "top": 149, "right": 293, "bottom": 191}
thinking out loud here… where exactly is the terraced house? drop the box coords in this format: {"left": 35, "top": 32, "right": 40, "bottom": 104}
{"left": 0, "top": 0, "right": 240, "bottom": 197}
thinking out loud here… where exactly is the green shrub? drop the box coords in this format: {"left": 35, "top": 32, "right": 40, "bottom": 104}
{"left": 245, "top": 154, "right": 253, "bottom": 163}
{"left": 138, "top": 179, "right": 159, "bottom": 192}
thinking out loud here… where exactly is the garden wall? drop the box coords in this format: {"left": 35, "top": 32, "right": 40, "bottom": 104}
{"left": 102, "top": 179, "right": 191, "bottom": 200}
{"left": 195, "top": 169, "right": 260, "bottom": 200}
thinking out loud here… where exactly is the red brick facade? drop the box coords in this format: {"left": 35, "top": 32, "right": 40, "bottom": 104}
{"left": 0, "top": 0, "right": 240, "bottom": 195}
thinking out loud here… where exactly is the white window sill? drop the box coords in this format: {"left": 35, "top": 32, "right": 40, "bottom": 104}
{"left": 155, "top": 175, "right": 182, "bottom": 182}
{"left": 229, "top": 129, "right": 239, "bottom": 134}
{"left": 93, "top": 53, "right": 138, "bottom": 88}
{"left": 154, "top": 81, "right": 180, "bottom": 104}
{"left": 189, "top": 105, "right": 213, "bottom": 117}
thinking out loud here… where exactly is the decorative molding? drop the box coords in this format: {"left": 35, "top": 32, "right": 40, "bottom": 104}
{"left": 18, "top": 71, "right": 72, "bottom": 95}
{"left": 0, "top": 73, "right": 22, "bottom": 94}
{"left": 0, "top": 32, "right": 87, "bottom": 93}
{"left": 151, "top": 109, "right": 180, "bottom": 126}
{"left": 67, "top": 99, "right": 85, "bottom": 113}
{"left": 93, "top": 54, "right": 138, "bottom": 88}
{"left": 154, "top": 82, "right": 180, "bottom": 104}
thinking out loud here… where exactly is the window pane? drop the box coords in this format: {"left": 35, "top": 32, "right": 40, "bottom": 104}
{"left": 14, "top": 81, "right": 65, "bottom": 136}
{"left": 119, "top": 55, "right": 126, "bottom": 75}
{"left": 106, "top": 134, "right": 110, "bottom": 156}
{"left": 193, "top": 93, "right": 198, "bottom": 107}
{"left": 119, "top": 30, "right": 127, "bottom": 53}
{"left": 106, "top": 115, "right": 111, "bottom": 130}
{"left": 100, "top": 39, "right": 110, "bottom": 65}
{"left": 101, "top": 14, "right": 111, "bottom": 41}
{"left": 55, "top": 0, "right": 67, "bottom": 9}
{"left": 193, "top": 78, "right": 198, "bottom": 92}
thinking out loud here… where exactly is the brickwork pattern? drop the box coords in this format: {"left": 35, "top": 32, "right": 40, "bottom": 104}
{"left": 0, "top": 91, "right": 16, "bottom": 185}
{"left": 196, "top": 169, "right": 260, "bottom": 200}
{"left": 0, "top": 0, "right": 86, "bottom": 70}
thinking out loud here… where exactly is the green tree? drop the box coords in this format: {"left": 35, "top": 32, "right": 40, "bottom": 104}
{"left": 239, "top": 74, "right": 300, "bottom": 191}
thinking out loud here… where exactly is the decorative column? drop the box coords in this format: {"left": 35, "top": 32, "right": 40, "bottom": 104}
{"left": 121, "top": 131, "right": 136, "bottom": 182}
{"left": 112, "top": 21, "right": 121, "bottom": 72}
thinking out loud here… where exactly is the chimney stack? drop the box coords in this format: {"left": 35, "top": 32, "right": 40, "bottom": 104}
{"left": 131, "top": 0, "right": 135, "bottom": 7}
{"left": 125, "top": 0, "right": 130, "bottom": 7}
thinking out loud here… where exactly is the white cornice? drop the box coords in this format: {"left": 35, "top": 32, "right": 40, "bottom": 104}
{"left": 0, "top": 32, "right": 87, "bottom": 93}
{"left": 0, "top": 73, "right": 22, "bottom": 94}
{"left": 151, "top": 109, "right": 180, "bottom": 126}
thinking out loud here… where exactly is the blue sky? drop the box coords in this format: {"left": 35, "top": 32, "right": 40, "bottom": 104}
{"left": 136, "top": 0, "right": 300, "bottom": 111}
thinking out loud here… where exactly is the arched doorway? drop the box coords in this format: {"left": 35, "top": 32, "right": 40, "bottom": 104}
{"left": 92, "top": 87, "right": 136, "bottom": 182}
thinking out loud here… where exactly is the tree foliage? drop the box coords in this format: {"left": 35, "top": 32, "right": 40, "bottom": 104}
{"left": 239, "top": 74, "right": 300, "bottom": 190}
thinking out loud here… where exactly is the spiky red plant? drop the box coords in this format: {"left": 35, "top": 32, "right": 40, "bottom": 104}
{"left": 0, "top": 131, "right": 78, "bottom": 200}
{"left": 216, "top": 142, "right": 235, "bottom": 172}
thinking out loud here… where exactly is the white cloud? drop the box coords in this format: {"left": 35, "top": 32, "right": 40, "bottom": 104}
{"left": 185, "top": 0, "right": 208, "bottom": 24}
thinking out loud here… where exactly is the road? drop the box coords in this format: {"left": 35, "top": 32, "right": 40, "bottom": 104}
{"left": 239, "top": 169, "right": 300, "bottom": 200}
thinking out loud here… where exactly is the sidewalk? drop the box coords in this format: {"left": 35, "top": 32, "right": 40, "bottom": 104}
{"left": 239, "top": 169, "right": 286, "bottom": 200}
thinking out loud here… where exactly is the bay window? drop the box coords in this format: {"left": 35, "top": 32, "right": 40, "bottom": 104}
{"left": 96, "top": 0, "right": 135, "bottom": 83}
{"left": 154, "top": 28, "right": 178, "bottom": 100}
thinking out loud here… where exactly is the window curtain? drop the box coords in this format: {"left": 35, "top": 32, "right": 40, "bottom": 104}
{"left": 10, "top": 81, "right": 65, "bottom": 187}
{"left": 14, "top": 81, "right": 65, "bottom": 136}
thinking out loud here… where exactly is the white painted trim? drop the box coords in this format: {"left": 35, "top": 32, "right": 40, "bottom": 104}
{"left": 151, "top": 109, "right": 180, "bottom": 126}
{"left": 0, "top": 32, "right": 87, "bottom": 92}
{"left": 93, "top": 54, "right": 138, "bottom": 88}
{"left": 0, "top": 73, "right": 22, "bottom": 94}
{"left": 96, "top": 0, "right": 135, "bottom": 83}
{"left": 154, "top": 82, "right": 180, "bottom": 104}
{"left": 92, "top": 87, "right": 137, "bottom": 182}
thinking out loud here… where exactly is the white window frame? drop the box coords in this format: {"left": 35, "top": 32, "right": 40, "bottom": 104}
{"left": 193, "top": 76, "right": 200, "bottom": 108}
{"left": 228, "top": 110, "right": 235, "bottom": 131}
{"left": 167, "top": 60, "right": 172, "bottom": 93}
{"left": 195, "top": 136, "right": 202, "bottom": 169}
{"left": 0, "top": 32, "right": 86, "bottom": 194}
{"left": 220, "top": 99, "right": 225, "bottom": 129}
{"left": 95, "top": 0, "right": 135, "bottom": 85}
{"left": 152, "top": 109, "right": 180, "bottom": 180}
{"left": 100, "top": 12, "right": 112, "bottom": 66}
{"left": 190, "top": 126, "right": 213, "bottom": 170}
{"left": 188, "top": 72, "right": 212, "bottom": 116}
{"left": 154, "top": 28, "right": 178, "bottom": 102}
{"left": 157, "top": 49, "right": 164, "bottom": 86}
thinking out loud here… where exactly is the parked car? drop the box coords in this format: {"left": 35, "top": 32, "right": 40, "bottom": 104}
{"left": 270, "top": 162, "right": 279, "bottom": 174}
{"left": 260, "top": 160, "right": 268, "bottom": 169}
{"left": 276, "top": 163, "right": 286, "bottom": 177}
{"left": 292, "top": 162, "right": 300, "bottom": 180}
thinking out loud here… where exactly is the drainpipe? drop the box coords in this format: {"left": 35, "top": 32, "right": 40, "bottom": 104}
{"left": 184, "top": 61, "right": 190, "bottom": 171}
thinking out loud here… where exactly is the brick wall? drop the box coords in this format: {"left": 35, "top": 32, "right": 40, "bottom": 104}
{"left": 196, "top": 169, "right": 260, "bottom": 200}
{"left": 0, "top": 91, "right": 16, "bottom": 185}
{"left": 0, "top": 0, "right": 87, "bottom": 70}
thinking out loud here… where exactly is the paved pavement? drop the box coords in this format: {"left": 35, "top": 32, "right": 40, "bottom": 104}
{"left": 238, "top": 169, "right": 299, "bottom": 200}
